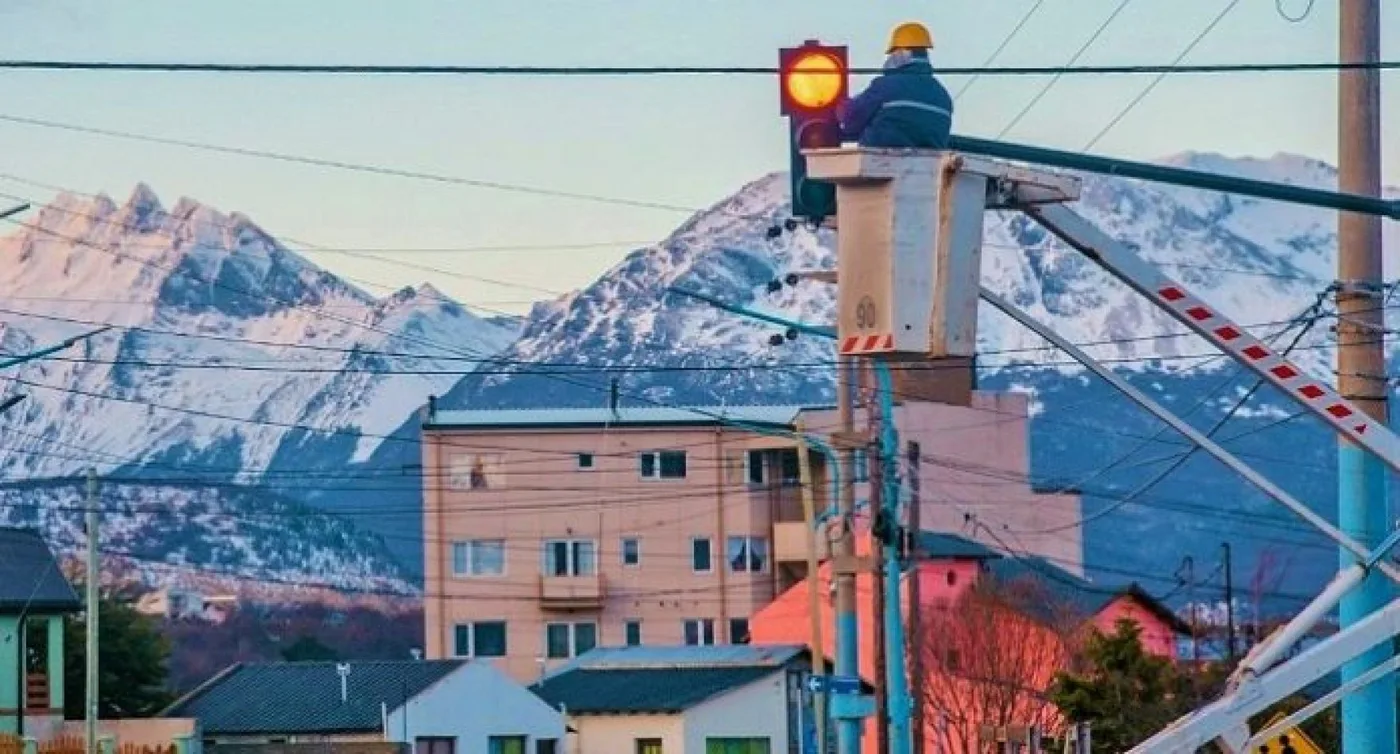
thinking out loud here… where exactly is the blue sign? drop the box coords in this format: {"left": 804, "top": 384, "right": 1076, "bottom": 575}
{"left": 806, "top": 674, "right": 862, "bottom": 695}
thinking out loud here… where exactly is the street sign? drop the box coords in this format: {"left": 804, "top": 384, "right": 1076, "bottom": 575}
{"left": 1255, "top": 713, "right": 1324, "bottom": 754}
{"left": 806, "top": 674, "right": 862, "bottom": 695}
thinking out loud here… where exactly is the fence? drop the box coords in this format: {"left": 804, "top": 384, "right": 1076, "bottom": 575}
{"left": 0, "top": 734, "right": 189, "bottom": 754}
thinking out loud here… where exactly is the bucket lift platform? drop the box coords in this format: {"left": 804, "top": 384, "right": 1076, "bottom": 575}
{"left": 803, "top": 146, "right": 1400, "bottom": 753}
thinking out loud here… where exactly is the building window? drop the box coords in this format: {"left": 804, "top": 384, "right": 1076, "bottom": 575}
{"left": 488, "top": 737, "right": 526, "bottom": 754}
{"left": 577, "top": 453, "right": 594, "bottom": 469}
{"left": 691, "top": 537, "right": 713, "bottom": 572}
{"left": 546, "top": 622, "right": 597, "bottom": 659}
{"left": 543, "top": 539, "right": 596, "bottom": 576}
{"left": 705, "top": 738, "right": 771, "bottom": 754}
{"left": 746, "top": 450, "right": 765, "bottom": 485}
{"left": 621, "top": 537, "right": 641, "bottom": 567}
{"left": 640, "top": 450, "right": 687, "bottom": 479}
{"left": 946, "top": 570, "right": 957, "bottom": 586}
{"left": 536, "top": 741, "right": 558, "bottom": 754}
{"left": 415, "top": 738, "right": 455, "bottom": 754}
{"left": 448, "top": 452, "right": 505, "bottom": 490}
{"left": 778, "top": 449, "right": 800, "bottom": 485}
{"left": 624, "top": 620, "right": 642, "bottom": 646}
{"left": 684, "top": 618, "right": 716, "bottom": 646}
{"left": 636, "top": 740, "right": 663, "bottom": 754}
{"left": 729, "top": 618, "right": 750, "bottom": 644}
{"left": 450, "top": 539, "right": 505, "bottom": 577}
{"left": 453, "top": 621, "right": 508, "bottom": 658}
{"left": 726, "top": 535, "right": 769, "bottom": 573}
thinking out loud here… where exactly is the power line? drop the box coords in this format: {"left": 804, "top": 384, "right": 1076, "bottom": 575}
{"left": 995, "top": 0, "right": 1136, "bottom": 139}
{"left": 0, "top": 59, "right": 1395, "bottom": 77}
{"left": 1082, "top": 0, "right": 1244, "bottom": 150}
{"left": 952, "top": 0, "right": 1047, "bottom": 100}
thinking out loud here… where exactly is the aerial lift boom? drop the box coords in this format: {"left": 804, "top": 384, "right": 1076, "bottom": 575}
{"left": 802, "top": 147, "right": 1400, "bottom": 753}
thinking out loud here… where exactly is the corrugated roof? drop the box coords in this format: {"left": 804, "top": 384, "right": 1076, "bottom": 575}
{"left": 424, "top": 405, "right": 817, "bottom": 431}
{"left": 0, "top": 528, "right": 81, "bottom": 613}
{"left": 532, "top": 644, "right": 808, "bottom": 714}
{"left": 163, "top": 660, "right": 466, "bottom": 735}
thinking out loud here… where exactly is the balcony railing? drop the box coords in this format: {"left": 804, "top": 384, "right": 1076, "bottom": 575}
{"left": 538, "top": 573, "right": 605, "bottom": 610}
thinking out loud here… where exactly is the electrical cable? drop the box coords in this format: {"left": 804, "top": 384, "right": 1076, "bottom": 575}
{"left": 995, "top": 0, "right": 1136, "bottom": 139}
{"left": 1275, "top": 0, "right": 1316, "bottom": 23}
{"left": 952, "top": 0, "right": 1047, "bottom": 100}
{"left": 1082, "top": 0, "right": 1244, "bottom": 150}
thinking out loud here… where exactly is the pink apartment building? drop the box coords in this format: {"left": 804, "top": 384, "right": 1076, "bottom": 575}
{"left": 418, "top": 391, "right": 1083, "bottom": 684}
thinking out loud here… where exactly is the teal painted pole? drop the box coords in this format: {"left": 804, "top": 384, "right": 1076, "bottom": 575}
{"left": 1336, "top": 2, "right": 1393, "bottom": 751}
{"left": 874, "top": 363, "right": 912, "bottom": 754}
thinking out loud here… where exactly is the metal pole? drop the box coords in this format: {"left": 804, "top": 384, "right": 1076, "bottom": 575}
{"left": 84, "top": 468, "right": 98, "bottom": 754}
{"left": 869, "top": 368, "right": 890, "bottom": 754}
{"left": 874, "top": 363, "right": 912, "bottom": 754}
{"left": 1223, "top": 543, "right": 1236, "bottom": 663}
{"left": 835, "top": 356, "right": 861, "bottom": 754}
{"left": 906, "top": 441, "right": 924, "bottom": 754}
{"left": 1337, "top": 2, "right": 1392, "bottom": 751}
{"left": 795, "top": 420, "right": 828, "bottom": 754}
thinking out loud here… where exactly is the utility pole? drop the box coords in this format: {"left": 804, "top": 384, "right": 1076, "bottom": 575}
{"left": 84, "top": 468, "right": 99, "bottom": 754}
{"left": 1336, "top": 2, "right": 1392, "bottom": 752}
{"left": 868, "top": 366, "right": 889, "bottom": 754}
{"left": 834, "top": 356, "right": 862, "bottom": 754}
{"left": 1222, "top": 543, "right": 1235, "bottom": 663}
{"left": 906, "top": 441, "right": 924, "bottom": 754}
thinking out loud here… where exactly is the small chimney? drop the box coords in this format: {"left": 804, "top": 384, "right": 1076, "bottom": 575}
{"left": 608, "top": 378, "right": 620, "bottom": 420}
{"left": 336, "top": 662, "right": 351, "bottom": 703}
{"left": 425, "top": 394, "right": 438, "bottom": 422}
{"left": 409, "top": 647, "right": 423, "bottom": 661}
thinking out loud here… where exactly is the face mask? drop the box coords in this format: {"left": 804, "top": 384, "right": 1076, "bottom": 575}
{"left": 884, "top": 50, "right": 916, "bottom": 70}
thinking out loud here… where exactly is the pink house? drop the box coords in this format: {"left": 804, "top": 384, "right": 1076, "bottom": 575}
{"left": 749, "top": 531, "right": 1187, "bottom": 754}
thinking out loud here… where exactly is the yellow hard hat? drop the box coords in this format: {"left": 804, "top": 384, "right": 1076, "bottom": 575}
{"left": 886, "top": 21, "right": 934, "bottom": 54}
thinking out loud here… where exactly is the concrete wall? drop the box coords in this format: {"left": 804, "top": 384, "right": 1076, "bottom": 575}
{"left": 684, "top": 670, "right": 790, "bottom": 754}
{"left": 59, "top": 719, "right": 200, "bottom": 748}
{"left": 384, "top": 661, "right": 564, "bottom": 749}
{"left": 569, "top": 714, "right": 682, "bottom": 754}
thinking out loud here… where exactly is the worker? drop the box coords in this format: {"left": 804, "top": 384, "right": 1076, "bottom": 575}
{"left": 838, "top": 21, "right": 954, "bottom": 149}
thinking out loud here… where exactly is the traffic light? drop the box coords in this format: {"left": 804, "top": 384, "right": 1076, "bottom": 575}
{"left": 779, "top": 40, "right": 849, "bottom": 225}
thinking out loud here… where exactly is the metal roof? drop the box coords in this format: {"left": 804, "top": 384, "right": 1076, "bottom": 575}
{"left": 915, "top": 531, "right": 1003, "bottom": 561}
{"left": 424, "top": 405, "right": 819, "bottom": 431}
{"left": 162, "top": 660, "right": 467, "bottom": 735}
{"left": 532, "top": 644, "right": 808, "bottom": 715}
{"left": 0, "top": 528, "right": 81, "bottom": 614}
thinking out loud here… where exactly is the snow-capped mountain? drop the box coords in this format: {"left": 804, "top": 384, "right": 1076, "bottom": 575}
{"left": 433, "top": 151, "right": 1399, "bottom": 611}
{"left": 0, "top": 185, "right": 515, "bottom": 593}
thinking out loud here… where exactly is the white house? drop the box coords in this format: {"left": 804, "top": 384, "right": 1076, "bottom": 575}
{"left": 164, "top": 659, "right": 565, "bottom": 754}
{"left": 532, "top": 645, "right": 829, "bottom": 754}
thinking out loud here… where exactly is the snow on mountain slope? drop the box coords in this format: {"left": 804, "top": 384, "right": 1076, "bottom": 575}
{"left": 446, "top": 151, "right": 1398, "bottom": 411}
{"left": 0, "top": 184, "right": 513, "bottom": 479}
{"left": 0, "top": 185, "right": 513, "bottom": 591}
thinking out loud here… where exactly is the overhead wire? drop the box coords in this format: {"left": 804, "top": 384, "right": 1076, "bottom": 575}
{"left": 951, "top": 0, "right": 1047, "bottom": 100}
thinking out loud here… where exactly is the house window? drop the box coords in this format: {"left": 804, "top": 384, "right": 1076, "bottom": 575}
{"left": 726, "top": 535, "right": 769, "bottom": 573}
{"left": 488, "top": 737, "right": 526, "bottom": 754}
{"left": 746, "top": 450, "right": 765, "bottom": 484}
{"left": 778, "top": 449, "right": 800, "bottom": 485}
{"left": 453, "top": 621, "right": 507, "bottom": 658}
{"left": 536, "top": 741, "right": 558, "bottom": 754}
{"left": 684, "top": 618, "right": 716, "bottom": 646}
{"left": 640, "top": 450, "right": 687, "bottom": 479}
{"left": 624, "top": 620, "right": 642, "bottom": 646}
{"left": 705, "top": 738, "right": 771, "bottom": 754}
{"left": 729, "top": 618, "right": 750, "bottom": 644}
{"left": 636, "top": 740, "right": 664, "bottom": 754}
{"left": 448, "top": 452, "right": 505, "bottom": 490}
{"left": 621, "top": 537, "right": 641, "bottom": 566}
{"left": 450, "top": 539, "right": 505, "bottom": 577}
{"left": 691, "top": 537, "right": 713, "bottom": 572}
{"left": 946, "top": 570, "right": 957, "bottom": 586}
{"left": 543, "top": 539, "right": 596, "bottom": 576}
{"left": 577, "top": 453, "right": 594, "bottom": 469}
{"left": 415, "top": 738, "right": 455, "bottom": 754}
{"left": 545, "top": 622, "right": 597, "bottom": 659}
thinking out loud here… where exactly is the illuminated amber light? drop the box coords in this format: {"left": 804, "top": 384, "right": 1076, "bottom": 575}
{"left": 783, "top": 51, "right": 844, "bottom": 110}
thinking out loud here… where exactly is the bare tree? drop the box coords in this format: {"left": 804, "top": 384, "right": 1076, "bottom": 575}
{"left": 915, "top": 574, "right": 1084, "bottom": 754}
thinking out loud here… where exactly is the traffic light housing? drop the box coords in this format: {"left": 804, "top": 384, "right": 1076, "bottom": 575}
{"left": 779, "top": 40, "right": 849, "bottom": 225}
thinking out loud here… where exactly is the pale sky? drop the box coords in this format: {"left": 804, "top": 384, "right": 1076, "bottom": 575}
{"left": 0, "top": 0, "right": 1394, "bottom": 317}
